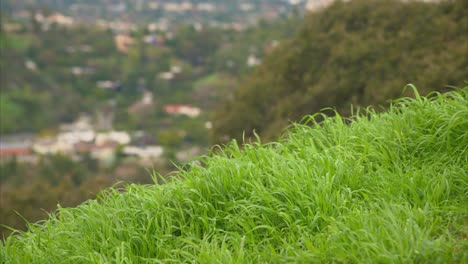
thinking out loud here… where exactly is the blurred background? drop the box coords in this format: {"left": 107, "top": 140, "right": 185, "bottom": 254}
{"left": 0, "top": 0, "right": 466, "bottom": 237}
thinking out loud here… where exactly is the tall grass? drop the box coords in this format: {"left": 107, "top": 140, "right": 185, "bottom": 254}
{"left": 1, "top": 87, "right": 467, "bottom": 263}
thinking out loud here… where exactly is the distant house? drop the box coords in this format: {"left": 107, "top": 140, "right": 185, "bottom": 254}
{"left": 60, "top": 116, "right": 93, "bottom": 132}
{"left": 239, "top": 3, "right": 254, "bottom": 12}
{"left": 305, "top": 0, "right": 344, "bottom": 12}
{"left": 47, "top": 13, "right": 74, "bottom": 26}
{"left": 33, "top": 138, "right": 73, "bottom": 155}
{"left": 163, "top": 3, "right": 181, "bottom": 12}
{"left": 171, "top": 65, "right": 182, "bottom": 74}
{"left": 197, "top": 3, "right": 216, "bottom": 12}
{"left": 230, "top": 23, "right": 247, "bottom": 32}
{"left": 123, "top": 145, "right": 164, "bottom": 160}
{"left": 32, "top": 128, "right": 95, "bottom": 156}
{"left": 74, "top": 141, "right": 117, "bottom": 163}
{"left": 97, "top": 20, "right": 136, "bottom": 32}
{"left": 143, "top": 35, "right": 158, "bottom": 45}
{"left": 158, "top": 65, "right": 182, "bottom": 80}
{"left": 265, "top": 40, "right": 280, "bottom": 54}
{"left": 148, "top": 3, "right": 160, "bottom": 10}
{"left": 205, "top": 121, "right": 213, "bottom": 129}
{"left": 0, "top": 145, "right": 31, "bottom": 157}
{"left": 164, "top": 105, "right": 201, "bottom": 118}
{"left": 96, "top": 80, "right": 120, "bottom": 90}
{"left": 158, "top": 71, "right": 175, "bottom": 80}
{"left": 95, "top": 131, "right": 131, "bottom": 146}
{"left": 0, "top": 141, "right": 36, "bottom": 163}
{"left": 115, "top": 34, "right": 135, "bottom": 53}
{"left": 25, "top": 60, "right": 38, "bottom": 71}
{"left": 58, "top": 130, "right": 95, "bottom": 145}
{"left": 180, "top": 2, "right": 194, "bottom": 11}
{"left": 71, "top": 66, "right": 95, "bottom": 76}
{"left": 128, "top": 91, "right": 154, "bottom": 114}
{"left": 0, "top": 134, "right": 36, "bottom": 162}
{"left": 163, "top": 2, "right": 193, "bottom": 12}
{"left": 247, "top": 54, "right": 261, "bottom": 67}
{"left": 147, "top": 21, "right": 170, "bottom": 32}
{"left": 32, "top": 138, "right": 79, "bottom": 155}
{"left": 74, "top": 141, "right": 95, "bottom": 153}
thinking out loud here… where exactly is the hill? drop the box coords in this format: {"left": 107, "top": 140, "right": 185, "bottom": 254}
{"left": 1, "top": 87, "right": 467, "bottom": 262}
{"left": 212, "top": 0, "right": 468, "bottom": 142}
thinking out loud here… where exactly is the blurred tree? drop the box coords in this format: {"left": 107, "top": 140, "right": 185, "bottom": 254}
{"left": 212, "top": 0, "right": 468, "bottom": 143}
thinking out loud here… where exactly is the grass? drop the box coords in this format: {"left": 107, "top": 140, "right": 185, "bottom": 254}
{"left": 1, "top": 86, "right": 467, "bottom": 263}
{"left": 194, "top": 73, "right": 223, "bottom": 88}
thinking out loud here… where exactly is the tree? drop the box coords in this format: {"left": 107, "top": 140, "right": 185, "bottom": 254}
{"left": 212, "top": 0, "right": 468, "bottom": 143}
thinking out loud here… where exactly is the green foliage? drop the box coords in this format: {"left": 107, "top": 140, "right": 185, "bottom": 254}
{"left": 0, "top": 155, "right": 101, "bottom": 237}
{"left": 158, "top": 129, "right": 184, "bottom": 148}
{"left": 1, "top": 88, "right": 467, "bottom": 262}
{"left": 173, "top": 26, "right": 222, "bottom": 66}
{"left": 0, "top": 96, "right": 24, "bottom": 134}
{"left": 212, "top": 0, "right": 468, "bottom": 142}
{"left": 0, "top": 154, "right": 170, "bottom": 238}
{"left": 0, "top": 13, "right": 297, "bottom": 135}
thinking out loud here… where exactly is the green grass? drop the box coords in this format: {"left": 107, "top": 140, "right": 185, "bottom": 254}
{"left": 194, "top": 73, "right": 223, "bottom": 87}
{"left": 1, "top": 87, "right": 467, "bottom": 263}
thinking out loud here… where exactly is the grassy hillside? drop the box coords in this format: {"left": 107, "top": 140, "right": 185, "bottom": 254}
{"left": 1, "top": 87, "right": 467, "bottom": 262}
{"left": 213, "top": 0, "right": 468, "bottom": 142}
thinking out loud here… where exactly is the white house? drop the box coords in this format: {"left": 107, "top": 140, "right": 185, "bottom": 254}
{"left": 95, "top": 131, "right": 131, "bottom": 146}
{"left": 247, "top": 54, "right": 261, "bottom": 67}
{"left": 25, "top": 60, "right": 38, "bottom": 71}
{"left": 197, "top": 3, "right": 216, "bottom": 12}
{"left": 159, "top": 71, "right": 175, "bottom": 80}
{"left": 58, "top": 130, "right": 95, "bottom": 145}
{"left": 47, "top": 13, "right": 74, "bottom": 26}
{"left": 60, "top": 116, "right": 93, "bottom": 132}
{"left": 33, "top": 138, "right": 73, "bottom": 155}
{"left": 305, "top": 0, "right": 350, "bottom": 12}
{"left": 164, "top": 105, "right": 201, "bottom": 118}
{"left": 123, "top": 146, "right": 164, "bottom": 160}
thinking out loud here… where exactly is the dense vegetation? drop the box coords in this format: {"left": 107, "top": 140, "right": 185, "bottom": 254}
{"left": 2, "top": 88, "right": 467, "bottom": 262}
{"left": 213, "top": 0, "right": 468, "bottom": 142}
{"left": 0, "top": 154, "right": 170, "bottom": 237}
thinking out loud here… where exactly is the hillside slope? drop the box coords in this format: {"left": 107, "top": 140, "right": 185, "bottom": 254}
{"left": 1, "top": 87, "right": 467, "bottom": 263}
{"left": 213, "top": 0, "right": 468, "bottom": 142}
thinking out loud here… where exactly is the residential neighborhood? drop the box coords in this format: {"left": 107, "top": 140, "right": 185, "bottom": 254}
{"left": 1, "top": 0, "right": 308, "bottom": 171}
{"left": 0, "top": 115, "right": 202, "bottom": 165}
